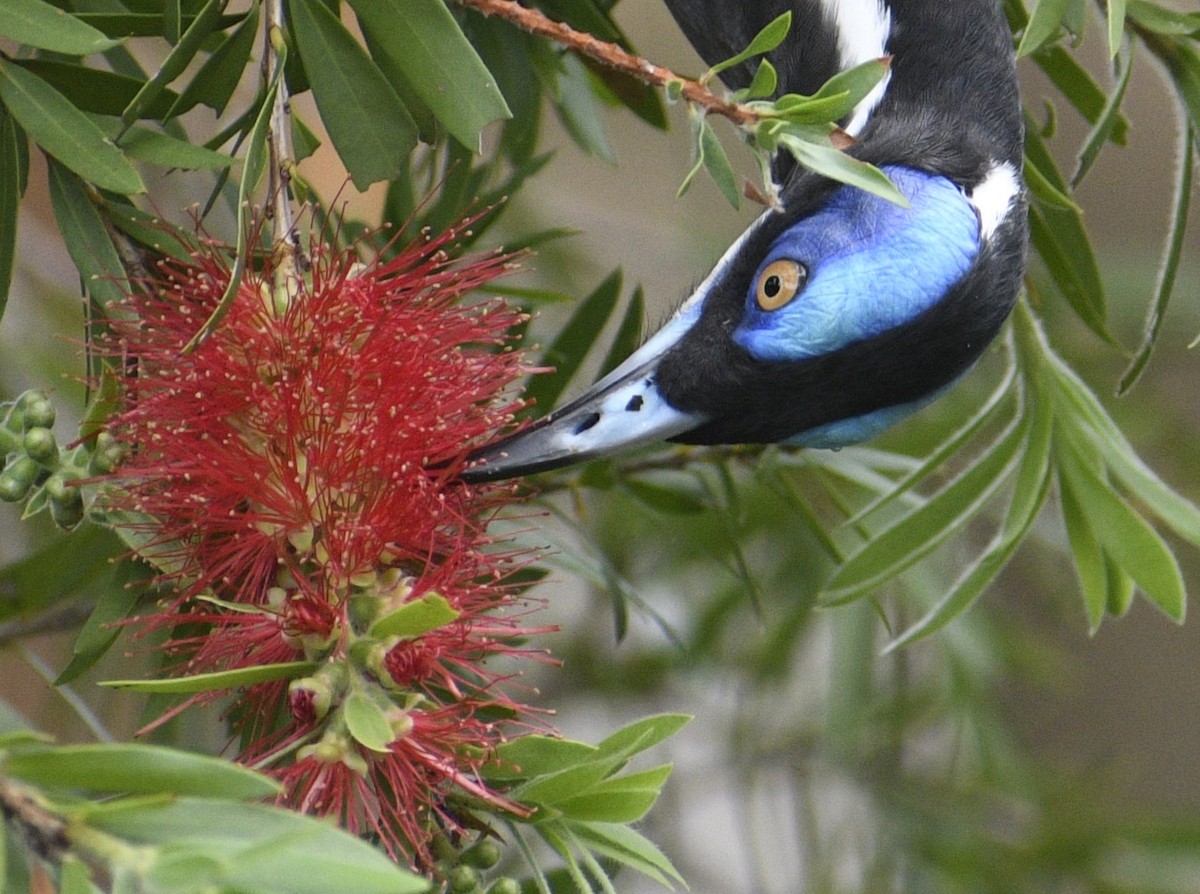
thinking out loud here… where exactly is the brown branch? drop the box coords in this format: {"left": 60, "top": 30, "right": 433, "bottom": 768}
{"left": 448, "top": 0, "right": 761, "bottom": 127}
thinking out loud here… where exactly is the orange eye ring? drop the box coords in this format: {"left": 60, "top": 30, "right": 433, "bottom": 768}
{"left": 755, "top": 259, "right": 806, "bottom": 311}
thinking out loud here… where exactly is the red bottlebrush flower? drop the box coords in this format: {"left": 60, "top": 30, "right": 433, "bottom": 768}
{"left": 101, "top": 219, "right": 554, "bottom": 868}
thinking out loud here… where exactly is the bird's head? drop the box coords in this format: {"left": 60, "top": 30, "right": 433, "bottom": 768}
{"left": 462, "top": 0, "right": 1028, "bottom": 483}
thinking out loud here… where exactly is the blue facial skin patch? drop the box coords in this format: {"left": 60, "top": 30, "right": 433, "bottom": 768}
{"left": 734, "top": 167, "right": 981, "bottom": 362}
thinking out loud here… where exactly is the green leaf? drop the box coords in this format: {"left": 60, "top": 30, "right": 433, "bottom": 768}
{"left": 0, "top": 0, "right": 121, "bottom": 55}
{"left": 1033, "top": 47, "right": 1129, "bottom": 142}
{"left": 59, "top": 858, "right": 99, "bottom": 894}
{"left": 71, "top": 11, "right": 245, "bottom": 39}
{"left": 5, "top": 745, "right": 281, "bottom": 799}
{"left": 822, "top": 417, "right": 1026, "bottom": 605}
{"left": 886, "top": 384, "right": 1053, "bottom": 650}
{"left": 846, "top": 352, "right": 1018, "bottom": 529}
{"left": 47, "top": 161, "right": 128, "bottom": 312}
{"left": 100, "top": 661, "right": 319, "bottom": 692}
{"left": 1073, "top": 45, "right": 1134, "bottom": 186}
{"left": 700, "top": 119, "right": 739, "bottom": 208}
{"left": 343, "top": 691, "right": 395, "bottom": 753}
{"left": 1107, "top": 0, "right": 1127, "bottom": 56}
{"left": 0, "top": 60, "right": 144, "bottom": 194}
{"left": 1025, "top": 119, "right": 1110, "bottom": 342}
{"left": 777, "top": 132, "right": 906, "bottom": 205}
{"left": 167, "top": 0, "right": 260, "bottom": 117}
{"left": 595, "top": 714, "right": 690, "bottom": 760}
{"left": 88, "top": 799, "right": 428, "bottom": 894}
{"left": 1057, "top": 443, "right": 1186, "bottom": 623}
{"left": 183, "top": 50, "right": 281, "bottom": 350}
{"left": 491, "top": 735, "right": 598, "bottom": 782}
{"left": 289, "top": 0, "right": 416, "bottom": 190}
{"left": 555, "top": 52, "right": 615, "bottom": 161}
{"left": 118, "top": 0, "right": 230, "bottom": 133}
{"left": 12, "top": 60, "right": 181, "bottom": 118}
{"left": 347, "top": 0, "right": 509, "bottom": 151}
{"left": 525, "top": 270, "right": 623, "bottom": 414}
{"left": 598, "top": 287, "right": 644, "bottom": 378}
{"left": 368, "top": 592, "right": 460, "bottom": 639}
{"left": 1018, "top": 0, "right": 1071, "bottom": 57}
{"left": 1128, "top": 0, "right": 1200, "bottom": 36}
{"left": 56, "top": 561, "right": 150, "bottom": 685}
{"left": 118, "top": 125, "right": 233, "bottom": 170}
{"left": 1059, "top": 463, "right": 1110, "bottom": 631}
{"left": 556, "top": 772, "right": 672, "bottom": 823}
{"left": 705, "top": 11, "right": 792, "bottom": 81}
{"left": 0, "top": 111, "right": 21, "bottom": 323}
{"left": 568, "top": 822, "right": 685, "bottom": 890}
{"left": 0, "top": 525, "right": 122, "bottom": 623}
{"left": 742, "top": 59, "right": 778, "bottom": 100}
{"left": 1120, "top": 126, "right": 1192, "bottom": 394}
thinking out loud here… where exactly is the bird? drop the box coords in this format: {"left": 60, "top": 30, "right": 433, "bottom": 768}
{"left": 461, "top": 0, "right": 1027, "bottom": 483}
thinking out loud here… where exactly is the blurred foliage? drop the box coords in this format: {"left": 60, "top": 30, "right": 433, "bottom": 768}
{"left": 2, "top": 0, "right": 1200, "bottom": 892}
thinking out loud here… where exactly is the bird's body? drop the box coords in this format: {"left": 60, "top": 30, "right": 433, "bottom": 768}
{"left": 463, "top": 0, "right": 1027, "bottom": 483}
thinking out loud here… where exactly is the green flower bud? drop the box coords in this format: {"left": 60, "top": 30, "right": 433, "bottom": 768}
{"left": 485, "top": 879, "right": 521, "bottom": 894}
{"left": 21, "top": 396, "right": 55, "bottom": 431}
{"left": 447, "top": 864, "right": 480, "bottom": 894}
{"left": 23, "top": 427, "right": 59, "bottom": 466}
{"left": 0, "top": 457, "right": 39, "bottom": 502}
{"left": 460, "top": 839, "right": 501, "bottom": 870}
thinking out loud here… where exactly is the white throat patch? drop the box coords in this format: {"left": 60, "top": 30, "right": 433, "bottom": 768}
{"left": 970, "top": 162, "right": 1022, "bottom": 241}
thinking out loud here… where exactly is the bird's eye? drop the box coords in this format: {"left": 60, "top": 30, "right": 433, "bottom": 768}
{"left": 755, "top": 259, "right": 807, "bottom": 311}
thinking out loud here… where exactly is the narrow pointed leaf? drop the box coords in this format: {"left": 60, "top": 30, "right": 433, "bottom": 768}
{"left": 525, "top": 270, "right": 623, "bottom": 413}
{"left": 742, "top": 59, "right": 778, "bottom": 100}
{"left": 369, "top": 592, "right": 460, "bottom": 639}
{"left": 288, "top": 0, "right": 415, "bottom": 189}
{"left": 0, "top": 111, "right": 21, "bottom": 322}
{"left": 1018, "top": 0, "right": 1071, "bottom": 57}
{"left": 569, "top": 822, "right": 686, "bottom": 889}
{"left": 1073, "top": 45, "right": 1134, "bottom": 186}
{"left": 100, "top": 661, "right": 319, "bottom": 692}
{"left": 1059, "top": 467, "right": 1109, "bottom": 631}
{"left": 117, "top": 0, "right": 229, "bottom": 132}
{"left": 1048, "top": 350, "right": 1200, "bottom": 547}
{"left": 706, "top": 12, "right": 792, "bottom": 80}
{"left": 599, "top": 287, "right": 644, "bottom": 377}
{"left": 343, "top": 692, "right": 395, "bottom": 753}
{"left": 4, "top": 745, "right": 280, "bottom": 799}
{"left": 1120, "top": 126, "right": 1192, "bottom": 393}
{"left": 1107, "top": 0, "right": 1127, "bottom": 56}
{"left": 0, "top": 0, "right": 122, "bottom": 55}
{"left": 119, "top": 125, "right": 233, "bottom": 170}
{"left": 845, "top": 348, "right": 1018, "bottom": 528}
{"left": 1034, "top": 46, "right": 1129, "bottom": 142}
{"left": 347, "top": 0, "right": 509, "bottom": 151}
{"left": 184, "top": 55, "right": 280, "bottom": 350}
{"left": 822, "top": 417, "right": 1026, "bottom": 604}
{"left": 0, "top": 59, "right": 144, "bottom": 194}
{"left": 700, "top": 120, "right": 740, "bottom": 208}
{"left": 887, "top": 386, "right": 1053, "bottom": 649}
{"left": 1058, "top": 443, "right": 1186, "bottom": 623}
{"left": 47, "top": 161, "right": 128, "bottom": 311}
{"left": 167, "top": 0, "right": 260, "bottom": 117}
{"left": 778, "top": 133, "right": 905, "bottom": 205}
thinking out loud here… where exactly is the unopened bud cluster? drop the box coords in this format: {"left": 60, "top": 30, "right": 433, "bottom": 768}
{"left": 431, "top": 833, "right": 520, "bottom": 894}
{"left": 0, "top": 390, "right": 125, "bottom": 528}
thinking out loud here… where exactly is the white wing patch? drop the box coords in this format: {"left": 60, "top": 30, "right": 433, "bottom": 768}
{"left": 816, "top": 0, "right": 893, "bottom": 136}
{"left": 970, "top": 162, "right": 1021, "bottom": 241}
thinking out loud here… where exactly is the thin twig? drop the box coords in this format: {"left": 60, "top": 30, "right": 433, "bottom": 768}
{"left": 449, "top": 0, "right": 759, "bottom": 126}
{"left": 264, "top": 0, "right": 304, "bottom": 270}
